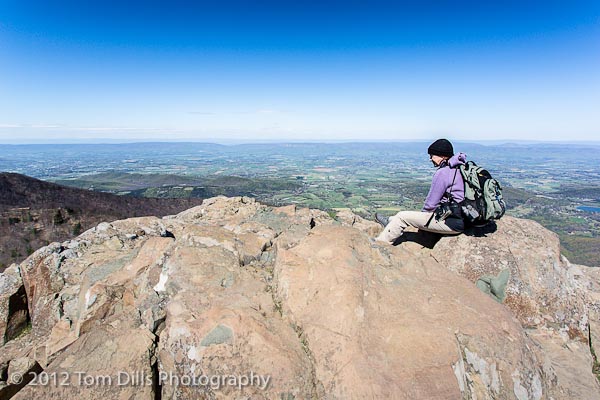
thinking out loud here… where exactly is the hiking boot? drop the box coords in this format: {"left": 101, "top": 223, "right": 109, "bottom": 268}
{"left": 375, "top": 213, "right": 389, "bottom": 227}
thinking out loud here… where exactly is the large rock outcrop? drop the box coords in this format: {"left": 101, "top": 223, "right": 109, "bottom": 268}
{"left": 0, "top": 196, "right": 599, "bottom": 399}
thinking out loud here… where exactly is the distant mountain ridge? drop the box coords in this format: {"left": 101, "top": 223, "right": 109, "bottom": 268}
{"left": 0, "top": 172, "right": 200, "bottom": 212}
{"left": 0, "top": 172, "right": 204, "bottom": 269}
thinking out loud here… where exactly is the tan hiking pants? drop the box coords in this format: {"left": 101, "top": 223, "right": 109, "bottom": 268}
{"left": 375, "top": 211, "right": 461, "bottom": 244}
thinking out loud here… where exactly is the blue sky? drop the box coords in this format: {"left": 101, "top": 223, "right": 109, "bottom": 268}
{"left": 0, "top": 0, "right": 599, "bottom": 143}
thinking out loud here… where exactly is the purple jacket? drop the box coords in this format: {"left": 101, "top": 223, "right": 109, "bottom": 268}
{"left": 422, "top": 152, "right": 466, "bottom": 212}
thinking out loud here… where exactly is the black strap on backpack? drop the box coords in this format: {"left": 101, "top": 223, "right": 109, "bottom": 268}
{"left": 446, "top": 168, "right": 458, "bottom": 201}
{"left": 425, "top": 168, "right": 458, "bottom": 228}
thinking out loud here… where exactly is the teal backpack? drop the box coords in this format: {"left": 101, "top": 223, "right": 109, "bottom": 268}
{"left": 459, "top": 161, "right": 506, "bottom": 226}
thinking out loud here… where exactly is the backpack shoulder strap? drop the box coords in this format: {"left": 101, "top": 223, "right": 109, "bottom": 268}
{"left": 446, "top": 167, "right": 458, "bottom": 200}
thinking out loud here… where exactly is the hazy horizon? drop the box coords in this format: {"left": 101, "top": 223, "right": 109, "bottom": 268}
{"left": 1, "top": 138, "right": 600, "bottom": 146}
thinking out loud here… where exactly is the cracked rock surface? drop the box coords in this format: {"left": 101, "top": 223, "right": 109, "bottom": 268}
{"left": 1, "top": 196, "right": 599, "bottom": 399}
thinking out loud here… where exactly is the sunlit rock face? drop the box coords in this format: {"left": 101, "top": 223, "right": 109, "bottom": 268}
{"left": 1, "top": 196, "right": 599, "bottom": 399}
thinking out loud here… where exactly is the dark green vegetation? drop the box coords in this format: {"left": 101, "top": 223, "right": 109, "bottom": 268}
{"left": 1, "top": 142, "right": 599, "bottom": 267}
{"left": 507, "top": 184, "right": 600, "bottom": 266}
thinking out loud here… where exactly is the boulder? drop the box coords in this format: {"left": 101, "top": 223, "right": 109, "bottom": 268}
{"left": 428, "top": 217, "right": 589, "bottom": 336}
{"left": 0, "top": 196, "right": 598, "bottom": 399}
{"left": 0, "top": 331, "right": 38, "bottom": 399}
{"left": 274, "top": 224, "right": 547, "bottom": 399}
{"left": 14, "top": 323, "right": 156, "bottom": 400}
{"left": 422, "top": 217, "right": 600, "bottom": 399}
{"left": 0, "top": 264, "right": 28, "bottom": 345}
{"left": 156, "top": 232, "right": 315, "bottom": 399}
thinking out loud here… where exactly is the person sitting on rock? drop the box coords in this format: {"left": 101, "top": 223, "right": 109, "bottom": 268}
{"left": 375, "top": 139, "right": 466, "bottom": 244}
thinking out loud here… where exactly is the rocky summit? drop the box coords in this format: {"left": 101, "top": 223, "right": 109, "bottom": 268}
{"left": 1, "top": 196, "right": 599, "bottom": 399}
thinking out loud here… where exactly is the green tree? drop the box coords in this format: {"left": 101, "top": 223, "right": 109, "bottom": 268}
{"left": 53, "top": 210, "right": 65, "bottom": 225}
{"left": 72, "top": 222, "right": 82, "bottom": 235}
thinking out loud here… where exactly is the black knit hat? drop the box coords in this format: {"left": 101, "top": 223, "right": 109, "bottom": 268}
{"left": 427, "top": 139, "right": 454, "bottom": 157}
